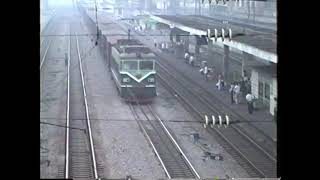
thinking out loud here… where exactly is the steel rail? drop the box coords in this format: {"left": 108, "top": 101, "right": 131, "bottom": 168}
{"left": 126, "top": 89, "right": 197, "bottom": 179}
{"left": 65, "top": 30, "right": 71, "bottom": 179}
{"left": 157, "top": 57, "right": 275, "bottom": 151}
{"left": 40, "top": 17, "right": 58, "bottom": 70}
{"left": 147, "top": 105, "right": 201, "bottom": 179}
{"left": 128, "top": 103, "right": 172, "bottom": 179}
{"left": 76, "top": 33, "right": 99, "bottom": 179}
{"left": 156, "top": 65, "right": 275, "bottom": 177}
{"left": 121, "top": 14, "right": 276, "bottom": 147}
{"left": 40, "top": 40, "right": 52, "bottom": 70}
{"left": 157, "top": 61, "right": 276, "bottom": 162}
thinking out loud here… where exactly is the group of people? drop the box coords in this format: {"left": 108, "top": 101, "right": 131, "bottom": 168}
{"left": 185, "top": 52, "right": 256, "bottom": 115}
{"left": 184, "top": 52, "right": 195, "bottom": 67}
{"left": 229, "top": 71, "right": 255, "bottom": 114}
{"left": 229, "top": 82, "right": 241, "bottom": 104}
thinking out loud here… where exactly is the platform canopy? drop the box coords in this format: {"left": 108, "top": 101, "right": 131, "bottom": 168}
{"left": 145, "top": 13, "right": 277, "bottom": 64}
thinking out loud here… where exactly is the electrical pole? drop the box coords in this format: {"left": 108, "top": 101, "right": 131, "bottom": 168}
{"left": 94, "top": 0, "right": 99, "bottom": 45}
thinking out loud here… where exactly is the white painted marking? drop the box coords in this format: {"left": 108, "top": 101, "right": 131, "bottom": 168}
{"left": 212, "top": 115, "right": 216, "bottom": 126}
{"left": 205, "top": 115, "right": 209, "bottom": 125}
{"left": 119, "top": 71, "right": 156, "bottom": 83}
{"left": 219, "top": 115, "right": 223, "bottom": 127}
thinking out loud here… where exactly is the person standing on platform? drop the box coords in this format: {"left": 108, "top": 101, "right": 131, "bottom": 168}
{"left": 216, "top": 73, "right": 223, "bottom": 90}
{"left": 234, "top": 83, "right": 241, "bottom": 104}
{"left": 229, "top": 83, "right": 235, "bottom": 104}
{"left": 243, "top": 70, "right": 248, "bottom": 81}
{"left": 203, "top": 64, "right": 208, "bottom": 81}
{"left": 153, "top": 37, "right": 157, "bottom": 48}
{"left": 246, "top": 93, "right": 254, "bottom": 114}
{"left": 161, "top": 42, "right": 165, "bottom": 50}
{"left": 65, "top": 53, "right": 68, "bottom": 66}
{"left": 184, "top": 51, "right": 190, "bottom": 62}
{"left": 221, "top": 79, "right": 225, "bottom": 90}
{"left": 189, "top": 55, "right": 195, "bottom": 67}
{"left": 241, "top": 80, "right": 247, "bottom": 98}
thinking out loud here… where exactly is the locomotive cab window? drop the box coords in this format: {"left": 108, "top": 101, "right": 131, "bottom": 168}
{"left": 139, "top": 61, "right": 154, "bottom": 70}
{"left": 121, "top": 61, "right": 138, "bottom": 71}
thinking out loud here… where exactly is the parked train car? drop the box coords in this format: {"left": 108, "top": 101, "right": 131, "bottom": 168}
{"left": 107, "top": 37, "right": 157, "bottom": 102}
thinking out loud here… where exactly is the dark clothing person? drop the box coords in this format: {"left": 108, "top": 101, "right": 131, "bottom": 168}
{"left": 65, "top": 53, "right": 68, "bottom": 66}
{"left": 241, "top": 81, "right": 247, "bottom": 98}
{"left": 231, "top": 92, "right": 234, "bottom": 104}
{"left": 221, "top": 80, "right": 225, "bottom": 90}
{"left": 248, "top": 102, "right": 253, "bottom": 114}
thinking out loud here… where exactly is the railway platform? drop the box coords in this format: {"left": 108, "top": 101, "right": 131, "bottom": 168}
{"left": 82, "top": 7, "right": 276, "bottom": 148}
{"left": 133, "top": 26, "right": 277, "bottom": 142}
{"left": 110, "top": 18, "right": 277, "bottom": 143}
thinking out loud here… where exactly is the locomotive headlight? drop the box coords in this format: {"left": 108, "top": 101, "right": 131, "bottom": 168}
{"left": 148, "top": 77, "right": 155, "bottom": 83}
{"left": 123, "top": 77, "right": 130, "bottom": 83}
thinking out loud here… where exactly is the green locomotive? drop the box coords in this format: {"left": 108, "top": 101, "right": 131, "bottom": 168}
{"left": 109, "top": 39, "right": 157, "bottom": 102}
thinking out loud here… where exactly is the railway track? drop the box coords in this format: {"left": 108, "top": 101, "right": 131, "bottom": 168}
{"left": 113, "top": 19, "right": 277, "bottom": 177}
{"left": 65, "top": 28, "right": 98, "bottom": 179}
{"left": 79, "top": 8, "right": 276, "bottom": 178}
{"left": 40, "top": 22, "right": 56, "bottom": 70}
{"left": 116, "top": 17, "right": 277, "bottom": 156}
{"left": 155, "top": 54, "right": 276, "bottom": 156}
{"left": 147, "top": 35, "right": 276, "bottom": 154}
{"left": 127, "top": 90, "right": 200, "bottom": 179}
{"left": 195, "top": 51, "right": 276, "bottom": 145}
{"left": 156, "top": 60, "right": 276, "bottom": 178}
{"left": 40, "top": 14, "right": 60, "bottom": 70}
{"left": 40, "top": 14, "right": 55, "bottom": 47}
{"left": 40, "top": 40, "right": 52, "bottom": 70}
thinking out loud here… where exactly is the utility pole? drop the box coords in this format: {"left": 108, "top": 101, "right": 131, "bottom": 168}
{"left": 94, "top": 0, "right": 99, "bottom": 45}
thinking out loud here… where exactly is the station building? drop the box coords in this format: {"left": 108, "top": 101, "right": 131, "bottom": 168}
{"left": 250, "top": 64, "right": 277, "bottom": 115}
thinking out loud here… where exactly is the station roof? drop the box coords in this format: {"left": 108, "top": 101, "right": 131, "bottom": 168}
{"left": 251, "top": 65, "right": 277, "bottom": 78}
{"left": 147, "top": 14, "right": 277, "bottom": 63}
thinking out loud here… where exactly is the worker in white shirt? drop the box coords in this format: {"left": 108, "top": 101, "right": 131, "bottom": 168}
{"left": 161, "top": 42, "right": 165, "bottom": 50}
{"left": 189, "top": 55, "right": 195, "bottom": 66}
{"left": 233, "top": 83, "right": 241, "bottom": 104}
{"left": 184, "top": 52, "right": 190, "bottom": 63}
{"left": 246, "top": 93, "right": 254, "bottom": 114}
{"left": 203, "top": 65, "right": 209, "bottom": 81}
